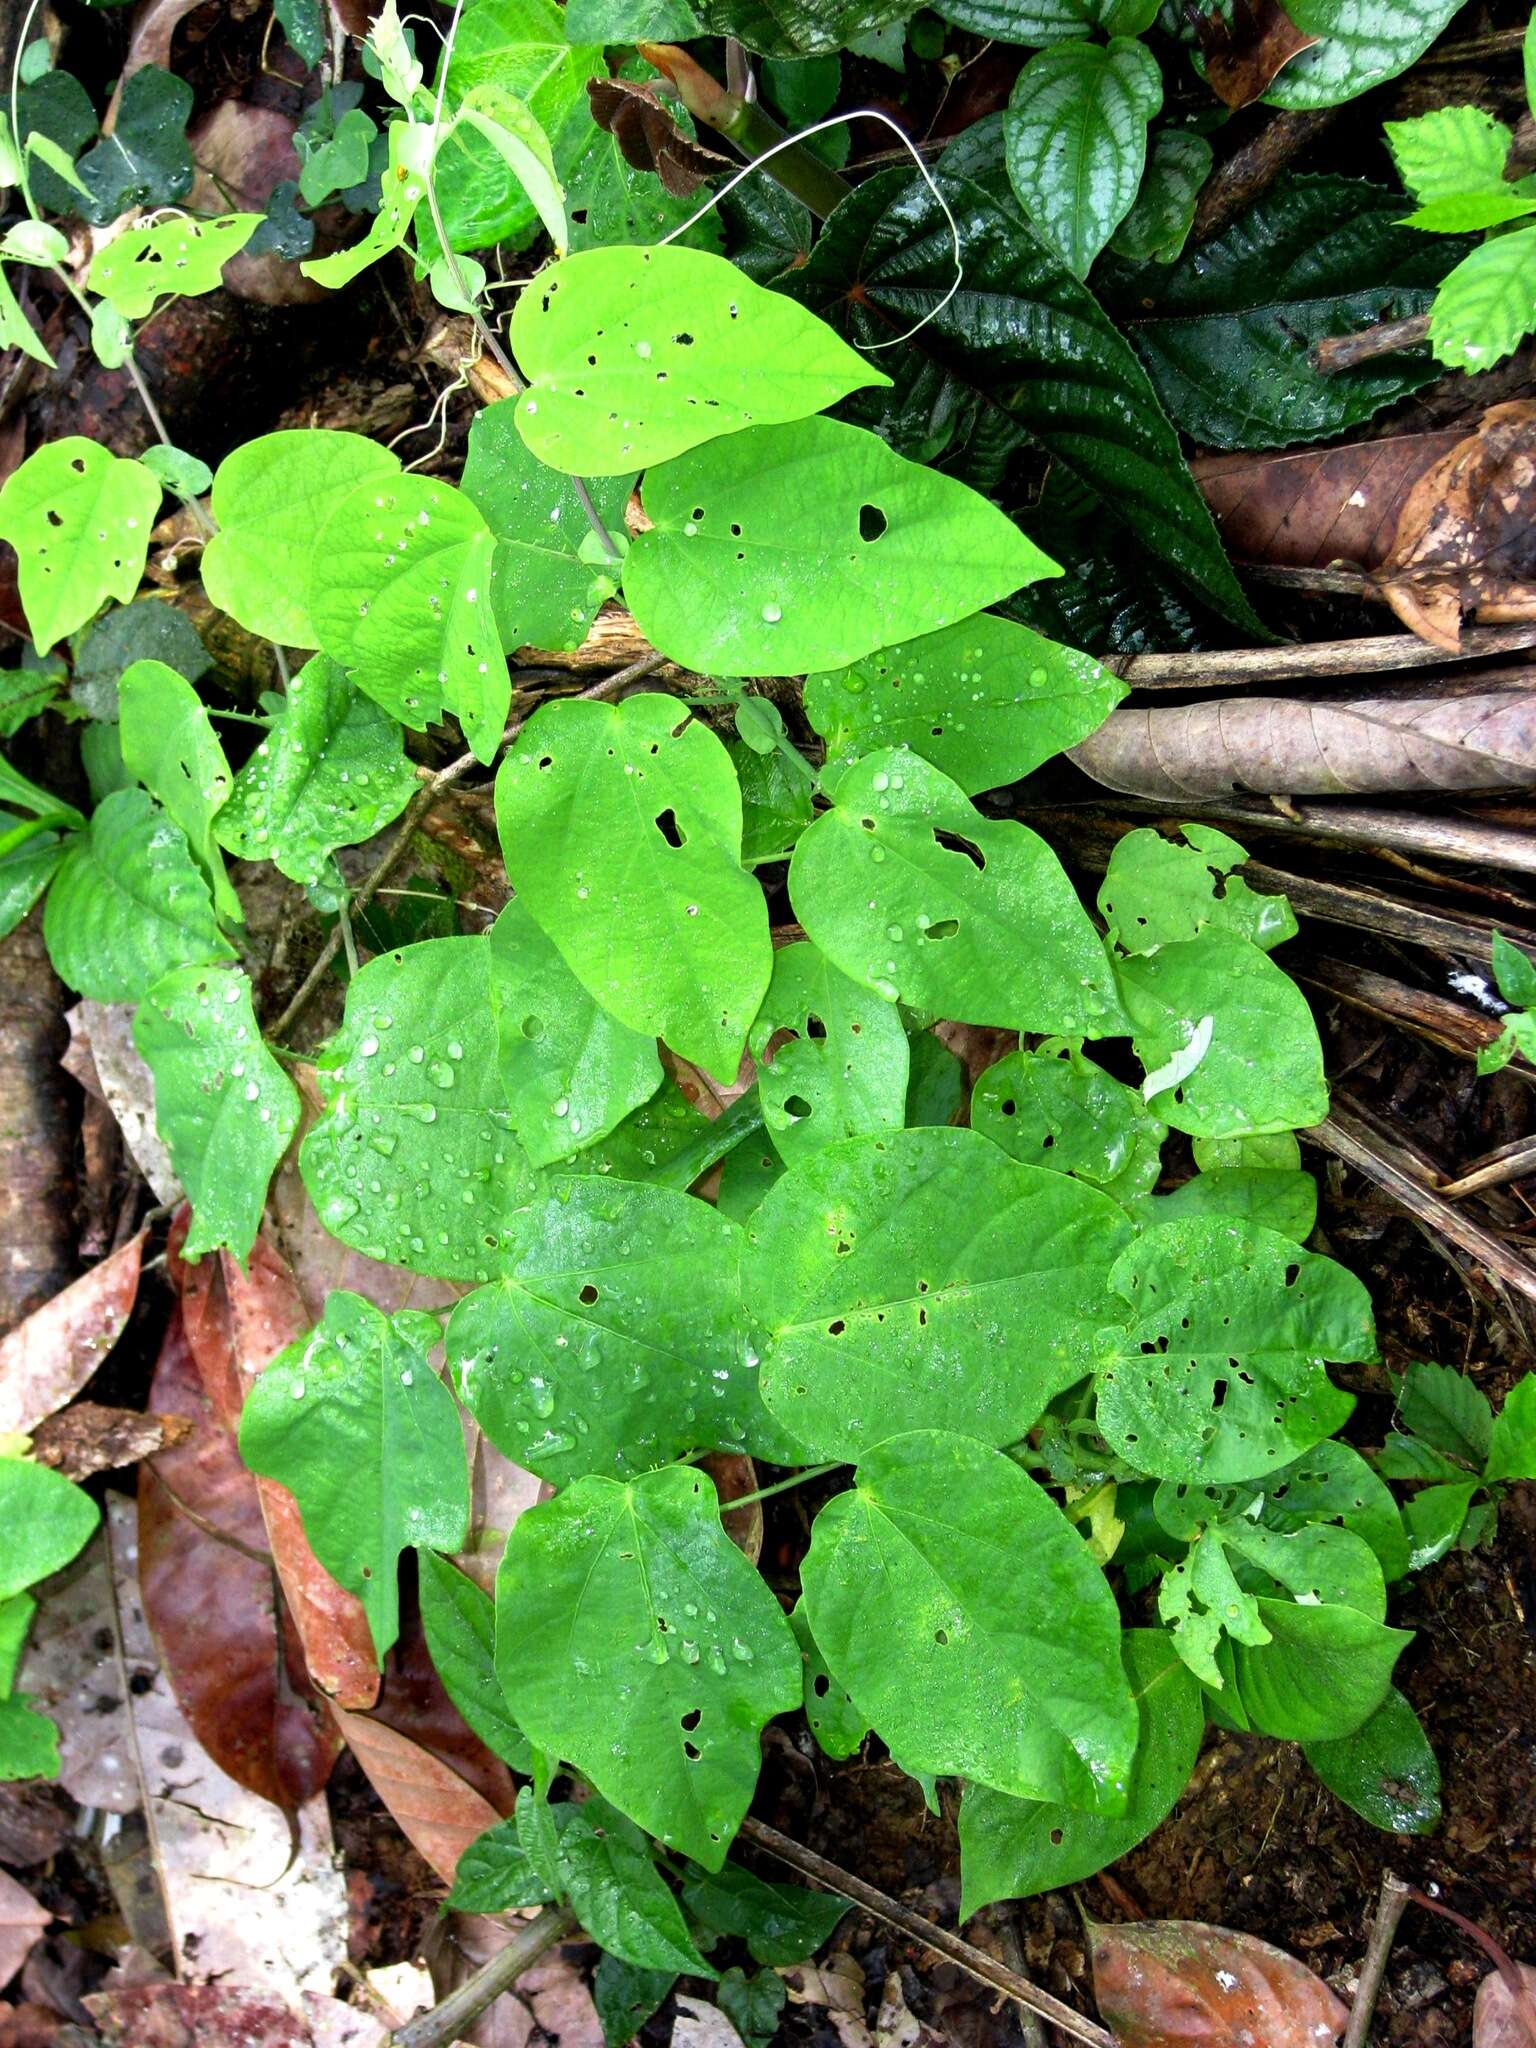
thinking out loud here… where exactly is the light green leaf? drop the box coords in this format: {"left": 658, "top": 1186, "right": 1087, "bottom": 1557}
{"left": 0, "top": 267, "right": 51, "bottom": 368}
{"left": 0, "top": 1458, "right": 100, "bottom": 1598}
{"left": 1100, "top": 824, "right": 1296, "bottom": 955}
{"left": 301, "top": 119, "right": 432, "bottom": 287}
{"left": 447, "top": 1816, "right": 556, "bottom": 1910}
{"left": 487, "top": 897, "right": 662, "bottom": 1169}
{"left": 1157, "top": 1524, "right": 1271, "bottom": 1687}
{"left": 1135, "top": 1166, "right": 1317, "bottom": 1244}
{"left": 0, "top": 221, "right": 68, "bottom": 266}
{"left": 1263, "top": 0, "right": 1463, "bottom": 109}
{"left": 691, "top": 0, "right": 912, "bottom": 56}
{"left": 452, "top": 90, "right": 567, "bottom": 255}
{"left": 1396, "top": 1359, "right": 1492, "bottom": 1467}
{"left": 749, "top": 942, "right": 909, "bottom": 1166}
{"left": 1385, "top": 105, "right": 1511, "bottom": 204}
{"left": 494, "top": 1461, "right": 801, "bottom": 1868}
{"left": 1486, "top": 1373, "right": 1536, "bottom": 1483}
{"left": 972, "top": 1043, "right": 1165, "bottom": 1191}
{"left": 1213, "top": 1439, "right": 1408, "bottom": 1583}
{"left": 565, "top": 103, "right": 725, "bottom": 255}
{"left": 1194, "top": 1130, "right": 1302, "bottom": 1172}
{"left": 0, "top": 1594, "right": 36, "bottom": 1699}
{"left": 43, "top": 789, "right": 233, "bottom": 1001}
{"left": 1303, "top": 1687, "right": 1441, "bottom": 1834}
{"left": 732, "top": 738, "right": 815, "bottom": 865}
{"left": 679, "top": 1857, "right": 850, "bottom": 1965}
{"left": 510, "top": 244, "right": 888, "bottom": 475}
{"left": 1004, "top": 38, "right": 1161, "bottom": 278}
{"left": 805, "top": 612, "right": 1125, "bottom": 796}
{"left": 1115, "top": 931, "right": 1329, "bottom": 1137}
{"left": 1429, "top": 227, "right": 1536, "bottom": 371}
{"left": 789, "top": 750, "right": 1122, "bottom": 1036}
{"left": 299, "top": 935, "right": 536, "bottom": 1280}
{"left": 1110, "top": 127, "right": 1211, "bottom": 264}
{"left": 1094, "top": 1218, "right": 1371, "bottom": 1483}
{"left": 494, "top": 694, "right": 771, "bottom": 1082}
{"left": 214, "top": 654, "right": 418, "bottom": 886}
{"left": 239, "top": 1290, "right": 470, "bottom": 1661}
{"left": 0, "top": 439, "right": 160, "bottom": 654}
{"left": 448, "top": 1175, "right": 788, "bottom": 1482}
{"left": 204, "top": 429, "right": 402, "bottom": 647}
{"left": 118, "top": 658, "right": 240, "bottom": 926}
{"left": 1401, "top": 192, "right": 1536, "bottom": 232}
{"left": 801, "top": 1430, "right": 1136, "bottom": 1805}
{"left": 311, "top": 473, "right": 504, "bottom": 757}
{"left": 0, "top": 828, "right": 64, "bottom": 944}
{"left": 132, "top": 964, "right": 300, "bottom": 1260}
{"left": 0, "top": 1695, "right": 60, "bottom": 1781}
{"left": 555, "top": 1800, "right": 717, "bottom": 1974}
{"left": 748, "top": 1125, "right": 1132, "bottom": 1461}
{"left": 1401, "top": 1481, "right": 1477, "bottom": 1570}
{"left": 86, "top": 213, "right": 261, "bottom": 318}
{"left": 417, "top": 1550, "right": 532, "bottom": 1771}
{"left": 566, "top": 1077, "right": 764, "bottom": 1193}
{"left": 957, "top": 1630, "right": 1204, "bottom": 1913}
{"left": 460, "top": 398, "right": 631, "bottom": 655}
{"left": 0, "top": 755, "right": 79, "bottom": 825}
{"left": 626, "top": 417, "right": 1058, "bottom": 677}
{"left": 1492, "top": 928, "right": 1536, "bottom": 1008}
{"left": 139, "top": 445, "right": 213, "bottom": 500}
{"left": 788, "top": 1601, "right": 868, "bottom": 1760}
{"left": 1224, "top": 1599, "right": 1410, "bottom": 1741}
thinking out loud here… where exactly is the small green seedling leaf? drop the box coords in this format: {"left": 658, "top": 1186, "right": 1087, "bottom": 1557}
{"left": 447, "top": 1815, "right": 557, "bottom": 1911}
{"left": 86, "top": 213, "right": 262, "bottom": 319}
{"left": 299, "top": 935, "right": 536, "bottom": 1280}
{"left": 0, "top": 438, "right": 161, "bottom": 653}
{"left": 790, "top": 749, "right": 1123, "bottom": 1036}
{"left": 679, "top": 1857, "right": 850, "bottom": 1965}
{"left": 1005, "top": 38, "right": 1162, "bottom": 279}
{"left": 240, "top": 1290, "right": 470, "bottom": 1661}
{"left": 1385, "top": 104, "right": 1512, "bottom": 205}
{"left": 118, "top": 658, "right": 241, "bottom": 925}
{"left": 748, "top": 941, "right": 910, "bottom": 1166}
{"left": 1486, "top": 1373, "right": 1536, "bottom": 1483}
{"left": 1395, "top": 1359, "right": 1492, "bottom": 1468}
{"left": 139, "top": 445, "right": 213, "bottom": 500}
{"left": 448, "top": 1175, "right": 784, "bottom": 1483}
{"left": 1428, "top": 226, "right": 1536, "bottom": 372}
{"left": 748, "top": 1125, "right": 1131, "bottom": 1461}
{"left": 494, "top": 1461, "right": 801, "bottom": 1868}
{"left": 1221, "top": 1598, "right": 1411, "bottom": 1743}
{"left": 1100, "top": 824, "right": 1298, "bottom": 955}
{"left": 204, "top": 429, "right": 402, "bottom": 647}
{"left": 214, "top": 655, "right": 418, "bottom": 886}
{"left": 625, "top": 416, "right": 1059, "bottom": 676}
{"left": 43, "top": 789, "right": 233, "bottom": 1001}
{"left": 486, "top": 897, "right": 662, "bottom": 1168}
{"left": 553, "top": 1799, "right": 716, "bottom": 1975}
{"left": 1303, "top": 1686, "right": 1441, "bottom": 1834}
{"left": 495, "top": 693, "right": 771, "bottom": 1081}
{"left": 801, "top": 1429, "right": 1137, "bottom": 1806}
{"left": 132, "top": 963, "right": 300, "bottom": 1260}
{"left": 806, "top": 612, "right": 1125, "bottom": 796}
{"left": 1094, "top": 1218, "right": 1373, "bottom": 1483}
{"left": 509, "top": 243, "right": 888, "bottom": 473}
{"left": 957, "top": 1630, "right": 1203, "bottom": 1914}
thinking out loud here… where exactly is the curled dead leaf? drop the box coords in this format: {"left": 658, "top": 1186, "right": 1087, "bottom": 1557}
{"left": 1379, "top": 403, "right": 1536, "bottom": 651}
{"left": 1071, "top": 684, "right": 1536, "bottom": 797}
{"left": 1089, "top": 1918, "right": 1348, "bottom": 2048}
{"left": 0, "top": 1872, "right": 49, "bottom": 1994}
{"left": 1192, "top": 0, "right": 1319, "bottom": 109}
{"left": 32, "top": 1400, "right": 190, "bottom": 1482}
{"left": 0, "top": 1230, "right": 145, "bottom": 1437}
{"left": 587, "top": 78, "right": 733, "bottom": 198}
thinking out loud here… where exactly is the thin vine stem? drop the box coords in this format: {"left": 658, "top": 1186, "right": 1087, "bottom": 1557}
{"left": 725, "top": 1462, "right": 843, "bottom": 1513}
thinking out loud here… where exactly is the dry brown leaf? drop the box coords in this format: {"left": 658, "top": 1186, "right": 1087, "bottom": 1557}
{"left": 1071, "top": 686, "right": 1536, "bottom": 798}
{"left": 0, "top": 1875, "right": 48, "bottom": 1994}
{"left": 187, "top": 105, "right": 328, "bottom": 308}
{"left": 1475, "top": 1962, "right": 1536, "bottom": 2048}
{"left": 170, "top": 1222, "right": 380, "bottom": 1710}
{"left": 138, "top": 1309, "right": 342, "bottom": 1812}
{"left": 1378, "top": 403, "right": 1536, "bottom": 650}
{"left": 1089, "top": 1918, "right": 1348, "bottom": 2048}
{"left": 31, "top": 1401, "right": 189, "bottom": 1481}
{"left": 0, "top": 1230, "right": 145, "bottom": 1437}
{"left": 1194, "top": 433, "right": 1460, "bottom": 573}
{"left": 330, "top": 1704, "right": 506, "bottom": 1885}
{"left": 85, "top": 1984, "right": 310, "bottom": 2048}
{"left": 1192, "top": 0, "right": 1319, "bottom": 108}
{"left": 587, "top": 77, "right": 732, "bottom": 197}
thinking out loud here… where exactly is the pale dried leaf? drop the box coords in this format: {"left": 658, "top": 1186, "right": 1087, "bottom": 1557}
{"left": 1380, "top": 403, "right": 1536, "bottom": 651}
{"left": 1474, "top": 1962, "right": 1536, "bottom": 2048}
{"left": 1089, "top": 1917, "right": 1348, "bottom": 2048}
{"left": 782, "top": 1955, "right": 867, "bottom": 2014}
{"left": 330, "top": 1704, "right": 505, "bottom": 1885}
{"left": 103, "top": 1497, "right": 350, "bottom": 1997}
{"left": 875, "top": 1975, "right": 938, "bottom": 2048}
{"left": 0, "top": 1872, "right": 49, "bottom": 1993}
{"left": 64, "top": 1004, "right": 181, "bottom": 1203}
{"left": 302, "top": 1994, "right": 391, "bottom": 2048}
{"left": 0, "top": 1232, "right": 145, "bottom": 1435}
{"left": 19, "top": 1537, "right": 141, "bottom": 1813}
{"left": 674, "top": 1993, "right": 749, "bottom": 2048}
{"left": 1071, "top": 688, "right": 1536, "bottom": 798}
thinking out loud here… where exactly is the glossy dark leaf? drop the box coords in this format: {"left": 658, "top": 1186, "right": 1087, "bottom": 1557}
{"left": 780, "top": 164, "right": 1262, "bottom": 633}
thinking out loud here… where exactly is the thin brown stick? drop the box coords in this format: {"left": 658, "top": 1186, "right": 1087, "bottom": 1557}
{"left": 267, "top": 654, "right": 664, "bottom": 1042}
{"left": 1243, "top": 860, "right": 1536, "bottom": 971}
{"left": 1081, "top": 793, "right": 1536, "bottom": 876}
{"left": 738, "top": 1818, "right": 1116, "bottom": 2048}
{"left": 1438, "top": 1134, "right": 1536, "bottom": 1200}
{"left": 1309, "top": 1110, "right": 1536, "bottom": 1308}
{"left": 1342, "top": 1870, "right": 1410, "bottom": 2048}
{"left": 1108, "top": 624, "right": 1536, "bottom": 689}
{"left": 1192, "top": 106, "right": 1341, "bottom": 242}
{"left": 1297, "top": 957, "right": 1516, "bottom": 1067}
{"left": 384, "top": 1906, "right": 578, "bottom": 2048}
{"left": 1311, "top": 313, "right": 1431, "bottom": 377}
